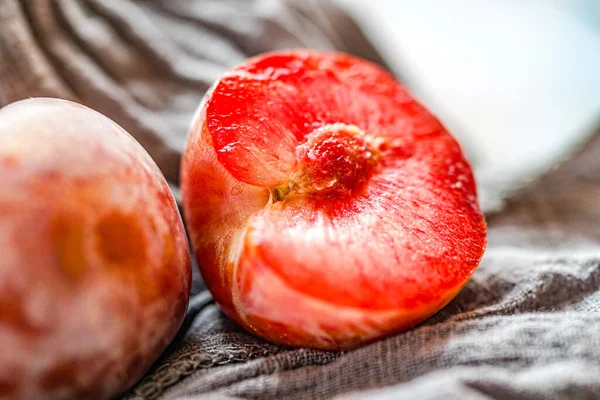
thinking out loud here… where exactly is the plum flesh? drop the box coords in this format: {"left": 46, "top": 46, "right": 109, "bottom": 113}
{"left": 181, "top": 50, "right": 486, "bottom": 350}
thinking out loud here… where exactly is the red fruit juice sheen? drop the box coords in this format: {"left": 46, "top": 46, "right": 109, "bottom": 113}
{"left": 181, "top": 50, "right": 487, "bottom": 349}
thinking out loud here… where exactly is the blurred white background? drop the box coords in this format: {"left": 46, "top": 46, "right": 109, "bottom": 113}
{"left": 334, "top": 0, "right": 600, "bottom": 177}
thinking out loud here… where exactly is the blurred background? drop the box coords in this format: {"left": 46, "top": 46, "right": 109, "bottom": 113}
{"left": 337, "top": 0, "right": 600, "bottom": 181}
{"left": 1, "top": 2, "right": 600, "bottom": 399}
{"left": 2, "top": 0, "right": 598, "bottom": 191}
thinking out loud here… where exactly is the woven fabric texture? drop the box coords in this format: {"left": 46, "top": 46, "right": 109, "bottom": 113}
{"left": 1, "top": 1, "right": 598, "bottom": 399}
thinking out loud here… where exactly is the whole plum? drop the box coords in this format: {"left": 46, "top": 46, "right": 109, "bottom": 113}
{"left": 0, "top": 98, "right": 191, "bottom": 400}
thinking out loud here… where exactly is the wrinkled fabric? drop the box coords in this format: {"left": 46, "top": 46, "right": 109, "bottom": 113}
{"left": 1, "top": 1, "right": 599, "bottom": 400}
{"left": 125, "top": 130, "right": 600, "bottom": 400}
{"left": 0, "top": 0, "right": 387, "bottom": 187}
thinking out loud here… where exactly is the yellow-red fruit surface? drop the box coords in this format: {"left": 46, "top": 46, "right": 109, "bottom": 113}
{"left": 0, "top": 98, "right": 191, "bottom": 399}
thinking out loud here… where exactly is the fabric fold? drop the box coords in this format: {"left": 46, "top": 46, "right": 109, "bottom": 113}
{"left": 1, "top": 1, "right": 599, "bottom": 400}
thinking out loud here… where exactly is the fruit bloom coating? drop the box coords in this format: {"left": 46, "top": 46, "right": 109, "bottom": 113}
{"left": 181, "top": 50, "right": 486, "bottom": 350}
{"left": 0, "top": 99, "right": 191, "bottom": 399}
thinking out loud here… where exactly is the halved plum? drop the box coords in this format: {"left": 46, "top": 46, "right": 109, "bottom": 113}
{"left": 181, "top": 50, "right": 486, "bottom": 349}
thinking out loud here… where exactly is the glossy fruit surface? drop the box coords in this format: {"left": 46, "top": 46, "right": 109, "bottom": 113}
{"left": 181, "top": 50, "right": 486, "bottom": 349}
{"left": 0, "top": 98, "right": 191, "bottom": 399}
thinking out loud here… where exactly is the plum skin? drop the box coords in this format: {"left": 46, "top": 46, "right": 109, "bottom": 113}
{"left": 181, "top": 50, "right": 487, "bottom": 350}
{"left": 0, "top": 98, "right": 191, "bottom": 399}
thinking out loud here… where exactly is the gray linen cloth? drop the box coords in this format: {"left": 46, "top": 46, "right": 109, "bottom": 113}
{"left": 1, "top": 1, "right": 599, "bottom": 399}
